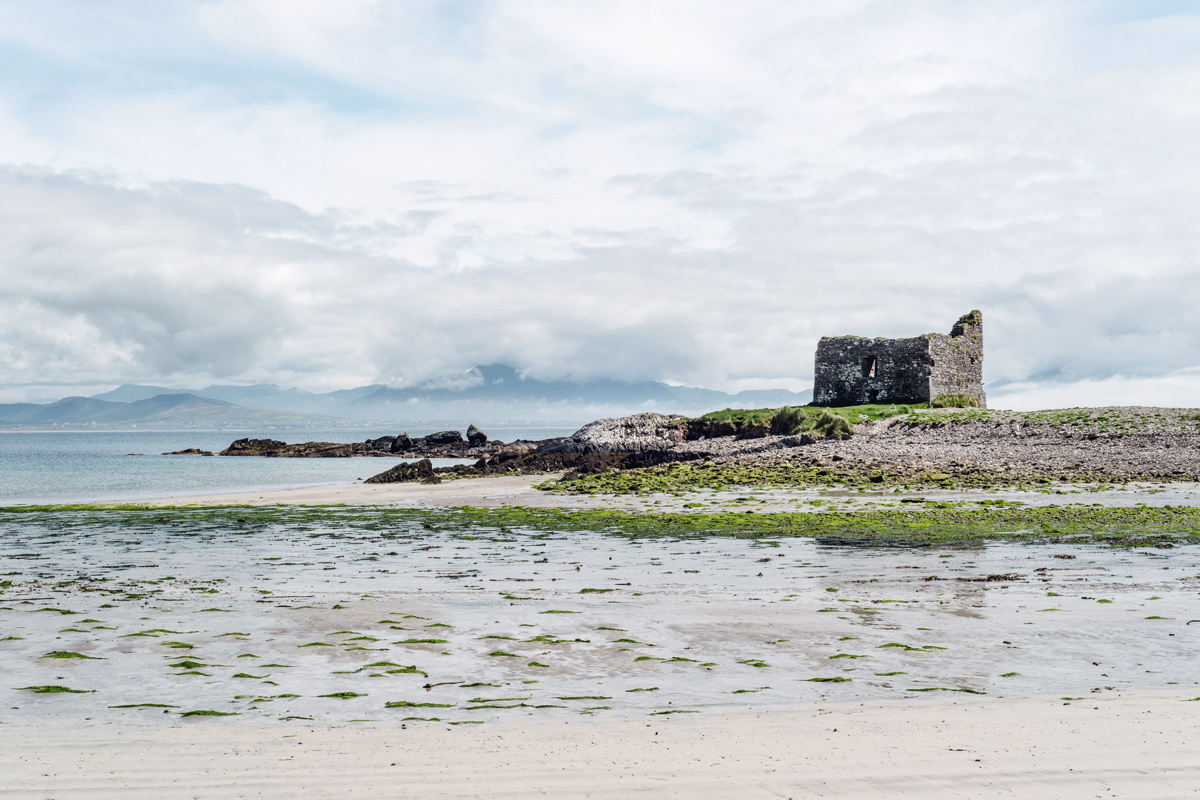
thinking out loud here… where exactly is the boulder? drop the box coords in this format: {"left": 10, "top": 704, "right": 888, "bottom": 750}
{"left": 368, "top": 435, "right": 396, "bottom": 451}
{"left": 467, "top": 424, "right": 488, "bottom": 445}
{"left": 222, "top": 438, "right": 287, "bottom": 454}
{"left": 364, "top": 458, "right": 441, "bottom": 484}
{"left": 389, "top": 433, "right": 413, "bottom": 452}
{"left": 539, "top": 412, "right": 686, "bottom": 455}
{"left": 425, "top": 430, "right": 464, "bottom": 445}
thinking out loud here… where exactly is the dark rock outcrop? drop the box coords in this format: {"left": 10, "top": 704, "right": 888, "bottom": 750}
{"left": 224, "top": 438, "right": 286, "bottom": 452}
{"left": 368, "top": 435, "right": 396, "bottom": 451}
{"left": 364, "top": 458, "right": 440, "bottom": 484}
{"left": 216, "top": 430, "right": 509, "bottom": 459}
{"left": 162, "top": 448, "right": 215, "bottom": 456}
{"left": 467, "top": 424, "right": 487, "bottom": 444}
{"left": 365, "top": 415, "right": 698, "bottom": 484}
{"left": 219, "top": 438, "right": 353, "bottom": 457}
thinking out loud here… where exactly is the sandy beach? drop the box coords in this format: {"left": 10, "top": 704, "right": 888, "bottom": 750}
{"left": 139, "top": 471, "right": 1200, "bottom": 516}
{"left": 4, "top": 692, "right": 1199, "bottom": 799}
{"left": 142, "top": 473, "right": 561, "bottom": 508}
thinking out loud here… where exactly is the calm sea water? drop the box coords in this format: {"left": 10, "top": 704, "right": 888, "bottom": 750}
{"left": 0, "top": 427, "right": 576, "bottom": 506}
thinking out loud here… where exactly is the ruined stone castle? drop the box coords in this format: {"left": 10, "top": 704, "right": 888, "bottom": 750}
{"left": 813, "top": 311, "right": 985, "bottom": 407}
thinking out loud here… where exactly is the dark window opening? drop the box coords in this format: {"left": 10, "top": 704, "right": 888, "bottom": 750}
{"left": 861, "top": 355, "right": 876, "bottom": 378}
{"left": 868, "top": 389, "right": 879, "bottom": 403}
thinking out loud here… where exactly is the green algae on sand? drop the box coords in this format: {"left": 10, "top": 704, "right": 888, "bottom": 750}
{"left": 41, "top": 650, "right": 102, "bottom": 660}
{"left": 7, "top": 503, "right": 1200, "bottom": 547}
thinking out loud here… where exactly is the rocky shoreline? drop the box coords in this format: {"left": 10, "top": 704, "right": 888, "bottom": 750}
{"left": 728, "top": 407, "right": 1200, "bottom": 484}
{"left": 215, "top": 423, "right": 509, "bottom": 459}
{"left": 194, "top": 406, "right": 1200, "bottom": 489}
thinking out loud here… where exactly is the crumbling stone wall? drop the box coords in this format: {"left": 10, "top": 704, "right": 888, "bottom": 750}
{"left": 812, "top": 311, "right": 985, "bottom": 407}
{"left": 927, "top": 311, "right": 985, "bottom": 403}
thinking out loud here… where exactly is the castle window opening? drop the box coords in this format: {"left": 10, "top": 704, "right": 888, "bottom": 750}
{"left": 868, "top": 389, "right": 879, "bottom": 403}
{"left": 862, "top": 355, "right": 877, "bottom": 378}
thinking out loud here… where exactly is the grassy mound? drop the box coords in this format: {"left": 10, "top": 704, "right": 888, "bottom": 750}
{"left": 685, "top": 403, "right": 921, "bottom": 440}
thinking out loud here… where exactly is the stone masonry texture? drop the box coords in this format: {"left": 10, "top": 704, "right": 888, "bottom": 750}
{"left": 812, "top": 311, "right": 985, "bottom": 407}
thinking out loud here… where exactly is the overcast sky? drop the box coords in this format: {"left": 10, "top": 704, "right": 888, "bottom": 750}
{"left": 1, "top": 1, "right": 1198, "bottom": 409}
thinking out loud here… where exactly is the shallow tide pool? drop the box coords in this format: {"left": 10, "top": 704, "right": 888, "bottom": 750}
{"left": 2, "top": 510, "right": 1197, "bottom": 726}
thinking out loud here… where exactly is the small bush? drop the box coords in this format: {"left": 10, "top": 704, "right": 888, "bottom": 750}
{"left": 931, "top": 394, "right": 981, "bottom": 408}
{"left": 812, "top": 410, "right": 852, "bottom": 439}
{"left": 770, "top": 406, "right": 806, "bottom": 435}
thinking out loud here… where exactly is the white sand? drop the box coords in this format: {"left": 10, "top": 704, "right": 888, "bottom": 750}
{"left": 3, "top": 692, "right": 1197, "bottom": 799}
{"left": 138, "top": 474, "right": 1200, "bottom": 513}
{"left": 142, "top": 474, "right": 559, "bottom": 508}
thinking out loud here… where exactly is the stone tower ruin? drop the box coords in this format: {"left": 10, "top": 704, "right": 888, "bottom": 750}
{"left": 812, "top": 311, "right": 985, "bottom": 407}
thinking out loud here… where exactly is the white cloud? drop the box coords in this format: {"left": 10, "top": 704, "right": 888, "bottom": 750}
{"left": 0, "top": 1, "right": 1198, "bottom": 407}
{"left": 990, "top": 371, "right": 1200, "bottom": 412}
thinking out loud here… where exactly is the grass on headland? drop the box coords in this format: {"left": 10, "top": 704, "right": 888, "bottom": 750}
{"left": 690, "top": 403, "right": 920, "bottom": 439}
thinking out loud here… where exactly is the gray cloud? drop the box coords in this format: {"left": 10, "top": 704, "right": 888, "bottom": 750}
{"left": 3, "top": 147, "right": 1200, "bottom": 405}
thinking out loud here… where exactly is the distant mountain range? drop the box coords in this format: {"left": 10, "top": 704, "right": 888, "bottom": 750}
{"left": 2, "top": 364, "right": 811, "bottom": 429}
{"left": 0, "top": 393, "right": 341, "bottom": 430}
